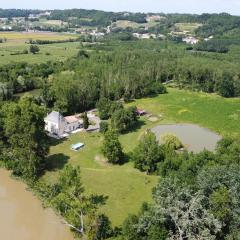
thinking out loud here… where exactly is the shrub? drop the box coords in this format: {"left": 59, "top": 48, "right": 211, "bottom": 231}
{"left": 161, "top": 133, "right": 183, "bottom": 150}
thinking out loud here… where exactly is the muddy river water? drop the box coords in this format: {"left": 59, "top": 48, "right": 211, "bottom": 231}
{"left": 0, "top": 169, "right": 74, "bottom": 240}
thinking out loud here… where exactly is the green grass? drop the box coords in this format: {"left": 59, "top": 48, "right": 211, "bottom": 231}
{"left": 0, "top": 32, "right": 81, "bottom": 65}
{"left": 114, "top": 20, "right": 159, "bottom": 29}
{"left": 175, "top": 22, "right": 202, "bottom": 33}
{"left": 0, "top": 42, "right": 80, "bottom": 65}
{"left": 44, "top": 129, "right": 158, "bottom": 226}
{"left": 44, "top": 88, "right": 240, "bottom": 226}
{"left": 129, "top": 88, "right": 240, "bottom": 136}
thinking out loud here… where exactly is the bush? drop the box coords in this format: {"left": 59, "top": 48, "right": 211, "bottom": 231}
{"left": 29, "top": 45, "right": 40, "bottom": 54}
{"left": 161, "top": 133, "right": 183, "bottom": 150}
{"left": 100, "top": 121, "right": 109, "bottom": 133}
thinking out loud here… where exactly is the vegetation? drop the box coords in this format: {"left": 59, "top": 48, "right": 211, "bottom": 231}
{"left": 132, "top": 131, "right": 164, "bottom": 174}
{"left": 83, "top": 112, "right": 89, "bottom": 129}
{"left": 1, "top": 9, "right": 240, "bottom": 240}
{"left": 161, "top": 133, "right": 183, "bottom": 150}
{"left": 102, "top": 129, "right": 124, "bottom": 164}
{"left": 29, "top": 44, "right": 40, "bottom": 54}
{"left": 121, "top": 139, "right": 240, "bottom": 239}
{"left": 0, "top": 97, "right": 49, "bottom": 180}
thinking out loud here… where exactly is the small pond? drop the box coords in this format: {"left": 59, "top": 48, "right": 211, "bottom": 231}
{"left": 151, "top": 124, "right": 221, "bottom": 153}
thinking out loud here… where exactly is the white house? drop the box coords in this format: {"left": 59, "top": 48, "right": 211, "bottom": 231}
{"left": 182, "top": 36, "right": 199, "bottom": 45}
{"left": 44, "top": 111, "right": 83, "bottom": 136}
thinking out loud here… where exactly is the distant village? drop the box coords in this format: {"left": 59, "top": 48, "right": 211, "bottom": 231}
{"left": 0, "top": 11, "right": 212, "bottom": 44}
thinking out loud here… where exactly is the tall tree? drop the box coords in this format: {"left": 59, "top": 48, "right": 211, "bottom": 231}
{"left": 102, "top": 129, "right": 124, "bottom": 164}
{"left": 1, "top": 96, "right": 49, "bottom": 180}
{"left": 132, "top": 131, "right": 164, "bottom": 173}
{"left": 83, "top": 112, "right": 89, "bottom": 129}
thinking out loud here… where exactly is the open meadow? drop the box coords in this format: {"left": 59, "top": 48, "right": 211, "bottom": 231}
{"left": 44, "top": 88, "right": 240, "bottom": 226}
{"left": 0, "top": 32, "right": 80, "bottom": 64}
{"left": 175, "top": 22, "right": 203, "bottom": 33}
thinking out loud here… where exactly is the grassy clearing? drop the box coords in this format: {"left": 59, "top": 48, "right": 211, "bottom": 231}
{"left": 129, "top": 88, "right": 240, "bottom": 136}
{"left": 175, "top": 22, "right": 203, "bottom": 33}
{"left": 0, "top": 31, "right": 78, "bottom": 45}
{"left": 44, "top": 126, "right": 158, "bottom": 226}
{"left": 44, "top": 88, "right": 240, "bottom": 226}
{"left": 115, "top": 20, "right": 159, "bottom": 29}
{"left": 0, "top": 41, "right": 80, "bottom": 65}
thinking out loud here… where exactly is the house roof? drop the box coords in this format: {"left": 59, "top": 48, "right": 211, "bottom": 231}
{"left": 65, "top": 115, "right": 79, "bottom": 124}
{"left": 45, "top": 111, "right": 65, "bottom": 124}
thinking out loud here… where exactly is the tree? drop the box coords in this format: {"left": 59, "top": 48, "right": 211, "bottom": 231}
{"left": 111, "top": 106, "right": 138, "bottom": 133}
{"left": 132, "top": 131, "right": 164, "bottom": 173}
{"left": 152, "top": 178, "right": 221, "bottom": 240}
{"left": 197, "top": 165, "right": 240, "bottom": 237}
{"left": 161, "top": 133, "right": 183, "bottom": 150}
{"left": 83, "top": 112, "right": 89, "bottom": 129}
{"left": 102, "top": 129, "right": 124, "bottom": 164}
{"left": 218, "top": 72, "right": 235, "bottom": 97}
{"left": 99, "top": 121, "right": 109, "bottom": 133}
{"left": 122, "top": 215, "right": 140, "bottom": 240}
{"left": 29, "top": 45, "right": 40, "bottom": 54}
{"left": 48, "top": 165, "right": 108, "bottom": 239}
{"left": 1, "top": 96, "right": 49, "bottom": 180}
{"left": 94, "top": 214, "right": 113, "bottom": 240}
{"left": 97, "top": 98, "right": 113, "bottom": 120}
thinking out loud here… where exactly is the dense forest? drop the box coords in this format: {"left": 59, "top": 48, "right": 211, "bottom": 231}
{"left": 1, "top": 39, "right": 240, "bottom": 110}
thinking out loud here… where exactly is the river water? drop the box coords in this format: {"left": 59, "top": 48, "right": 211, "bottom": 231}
{"left": 0, "top": 169, "right": 74, "bottom": 240}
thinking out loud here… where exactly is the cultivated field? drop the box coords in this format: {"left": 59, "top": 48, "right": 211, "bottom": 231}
{"left": 114, "top": 20, "right": 159, "bottom": 29}
{"left": 0, "top": 31, "right": 78, "bottom": 44}
{"left": 44, "top": 88, "right": 240, "bottom": 226}
{"left": 0, "top": 32, "right": 81, "bottom": 65}
{"left": 175, "top": 22, "right": 203, "bottom": 33}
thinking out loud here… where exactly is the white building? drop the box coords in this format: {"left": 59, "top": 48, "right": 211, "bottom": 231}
{"left": 44, "top": 111, "right": 83, "bottom": 136}
{"left": 182, "top": 36, "right": 199, "bottom": 45}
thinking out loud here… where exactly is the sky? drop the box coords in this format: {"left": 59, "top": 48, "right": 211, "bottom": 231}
{"left": 1, "top": 0, "right": 240, "bottom": 15}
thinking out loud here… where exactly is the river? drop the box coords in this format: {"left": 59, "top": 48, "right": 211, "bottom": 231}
{"left": 0, "top": 169, "right": 74, "bottom": 240}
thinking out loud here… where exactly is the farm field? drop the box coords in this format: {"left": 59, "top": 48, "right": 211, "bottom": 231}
{"left": 0, "top": 31, "right": 78, "bottom": 45}
{"left": 175, "top": 22, "right": 203, "bottom": 32}
{"left": 44, "top": 88, "right": 240, "bottom": 226}
{"left": 0, "top": 32, "right": 81, "bottom": 64}
{"left": 114, "top": 20, "right": 159, "bottom": 29}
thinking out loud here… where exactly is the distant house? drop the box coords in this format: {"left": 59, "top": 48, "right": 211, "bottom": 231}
{"left": 182, "top": 36, "right": 199, "bottom": 45}
{"left": 44, "top": 111, "right": 83, "bottom": 136}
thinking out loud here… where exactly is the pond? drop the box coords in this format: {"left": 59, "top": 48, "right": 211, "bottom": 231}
{"left": 0, "top": 169, "right": 74, "bottom": 240}
{"left": 151, "top": 124, "right": 221, "bottom": 153}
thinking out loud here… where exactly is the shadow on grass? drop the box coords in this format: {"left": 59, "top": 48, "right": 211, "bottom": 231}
{"left": 46, "top": 153, "right": 70, "bottom": 171}
{"left": 124, "top": 120, "right": 145, "bottom": 134}
{"left": 49, "top": 137, "right": 67, "bottom": 147}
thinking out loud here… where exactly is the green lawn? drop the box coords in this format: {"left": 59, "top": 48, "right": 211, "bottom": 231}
{"left": 175, "top": 22, "right": 203, "bottom": 33}
{"left": 0, "top": 32, "right": 82, "bottom": 65}
{"left": 0, "top": 42, "right": 80, "bottom": 65}
{"left": 129, "top": 88, "right": 240, "bottom": 136}
{"left": 44, "top": 128, "right": 158, "bottom": 226}
{"left": 44, "top": 88, "right": 240, "bottom": 226}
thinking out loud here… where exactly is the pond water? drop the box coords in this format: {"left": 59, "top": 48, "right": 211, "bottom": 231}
{"left": 151, "top": 124, "right": 221, "bottom": 153}
{"left": 0, "top": 169, "right": 74, "bottom": 240}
